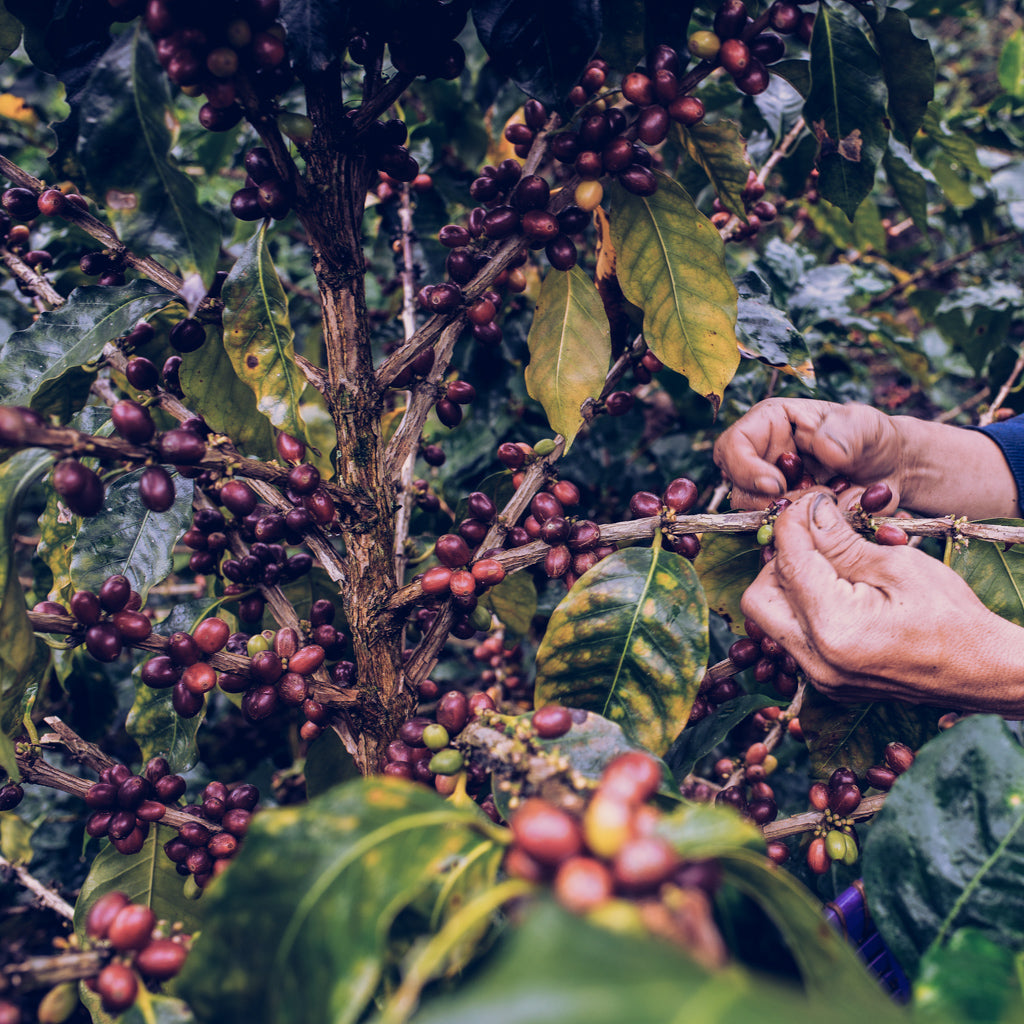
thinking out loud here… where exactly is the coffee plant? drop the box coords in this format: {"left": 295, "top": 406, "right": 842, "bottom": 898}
{"left": 0, "top": 0, "right": 1022, "bottom": 1021}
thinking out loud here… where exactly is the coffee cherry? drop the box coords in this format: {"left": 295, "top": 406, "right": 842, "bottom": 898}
{"left": 554, "top": 856, "right": 614, "bottom": 913}
{"left": 138, "top": 465, "right": 176, "bottom": 512}
{"left": 714, "top": 0, "right": 748, "bottom": 39}
{"left": 545, "top": 236, "right": 577, "bottom": 271}
{"left": 734, "top": 58, "right": 769, "bottom": 95}
{"left": 53, "top": 459, "right": 105, "bottom": 516}
{"left": 108, "top": 903, "right": 156, "bottom": 951}
{"left": 806, "top": 836, "right": 829, "bottom": 874}
{"left": 437, "top": 690, "right": 469, "bottom": 733}
{"left": 85, "top": 891, "right": 130, "bottom": 940}
{"left": 600, "top": 751, "right": 662, "bottom": 804}
{"left": 612, "top": 835, "right": 679, "bottom": 893}
{"left": 2, "top": 187, "right": 39, "bottom": 220}
{"left": 663, "top": 477, "right": 698, "bottom": 513}
{"left": 96, "top": 963, "right": 138, "bottom": 1014}
{"left": 532, "top": 704, "right": 572, "bottom": 739}
{"left": 875, "top": 523, "right": 909, "bottom": 546}
{"left": 688, "top": 30, "right": 721, "bottom": 59}
{"left": 630, "top": 491, "right": 661, "bottom": 518}
{"left": 884, "top": 741, "right": 915, "bottom": 774}
{"left": 619, "top": 165, "right": 658, "bottom": 196}
{"left": 511, "top": 798, "right": 584, "bottom": 865}
{"left": 135, "top": 938, "right": 188, "bottom": 980}
{"left": 859, "top": 481, "right": 893, "bottom": 513}
{"left": 158, "top": 429, "right": 206, "bottom": 464}
{"left": 85, "top": 623, "right": 122, "bottom": 662}
{"left": 719, "top": 38, "right": 750, "bottom": 75}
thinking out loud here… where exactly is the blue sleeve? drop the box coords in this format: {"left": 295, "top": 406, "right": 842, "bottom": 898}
{"left": 972, "top": 416, "right": 1024, "bottom": 516}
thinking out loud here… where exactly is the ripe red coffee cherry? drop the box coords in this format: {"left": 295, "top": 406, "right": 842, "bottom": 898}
{"left": 97, "top": 962, "right": 138, "bottom": 1014}
{"left": 158, "top": 429, "right": 206, "bottom": 465}
{"left": 875, "top": 523, "right": 909, "bottom": 546}
{"left": 544, "top": 544, "right": 571, "bottom": 578}
{"left": 135, "top": 938, "right": 188, "bottom": 980}
{"left": 420, "top": 565, "right": 452, "bottom": 596}
{"left": 220, "top": 479, "right": 258, "bottom": 516}
{"left": 613, "top": 835, "right": 680, "bottom": 893}
{"left": 719, "top": 38, "right": 751, "bottom": 75}
{"left": 98, "top": 574, "right": 131, "bottom": 613}
{"left": 437, "top": 690, "right": 470, "bottom": 733}
{"left": 85, "top": 891, "right": 130, "bottom": 940}
{"left": 471, "top": 558, "right": 505, "bottom": 587}
{"left": 193, "top": 617, "right": 230, "bottom": 654}
{"left": 86, "top": 623, "right": 123, "bottom": 662}
{"left": 775, "top": 451, "right": 804, "bottom": 489}
{"left": 663, "top": 477, "right": 698, "bottom": 513}
{"left": 139, "top": 465, "right": 176, "bottom": 512}
{"left": 532, "top": 704, "right": 573, "bottom": 739}
{"left": 714, "top": 0, "right": 748, "bottom": 39}
{"left": 807, "top": 836, "right": 830, "bottom": 875}
{"left": 53, "top": 459, "right": 104, "bottom": 516}
{"left": 860, "top": 481, "right": 893, "bottom": 513}
{"left": 630, "top": 491, "right": 662, "bottom": 518}
{"left": 108, "top": 903, "right": 156, "bottom": 951}
{"left": 600, "top": 751, "right": 662, "bottom": 804}
{"left": 619, "top": 165, "right": 658, "bottom": 196}
{"left": 735, "top": 58, "right": 769, "bottom": 95}
{"left": 637, "top": 106, "right": 670, "bottom": 146}
{"left": 436, "top": 533, "right": 472, "bottom": 568}
{"left": 884, "top": 741, "right": 915, "bottom": 774}
{"left": 511, "top": 798, "right": 584, "bottom": 866}
{"left": 111, "top": 400, "right": 156, "bottom": 444}
{"left": 554, "top": 856, "right": 614, "bottom": 913}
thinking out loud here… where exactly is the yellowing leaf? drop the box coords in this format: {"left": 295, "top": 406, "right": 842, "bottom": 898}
{"left": 222, "top": 223, "right": 307, "bottom": 445}
{"left": 525, "top": 266, "right": 611, "bottom": 450}
{"left": 0, "top": 92, "right": 34, "bottom": 124}
{"left": 609, "top": 175, "right": 740, "bottom": 415}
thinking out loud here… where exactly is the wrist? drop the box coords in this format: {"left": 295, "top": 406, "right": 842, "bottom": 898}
{"left": 892, "top": 416, "right": 1020, "bottom": 518}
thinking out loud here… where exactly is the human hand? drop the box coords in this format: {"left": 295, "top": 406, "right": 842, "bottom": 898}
{"left": 740, "top": 491, "right": 1024, "bottom": 714}
{"left": 713, "top": 399, "right": 902, "bottom": 511}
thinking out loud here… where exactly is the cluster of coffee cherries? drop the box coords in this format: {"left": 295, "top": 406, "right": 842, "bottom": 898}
{"left": 628, "top": 475, "right": 701, "bottom": 558}
{"left": 0, "top": 188, "right": 88, "bottom": 291}
{"left": 804, "top": 743, "right": 914, "bottom": 874}
{"left": 84, "top": 891, "right": 190, "bottom": 1014}
{"left": 709, "top": 738, "right": 781, "bottom": 832}
{"left": 82, "top": 754, "right": 258, "bottom": 885}
{"left": 230, "top": 146, "right": 294, "bottom": 222}
{"left": 139, "top": 0, "right": 292, "bottom": 133}
{"left": 506, "top": 747, "right": 719, "bottom": 926}
{"left": 709, "top": 172, "right": 778, "bottom": 241}
{"left": 33, "top": 574, "right": 148, "bottom": 665}
{"left": 472, "top": 630, "right": 530, "bottom": 704}
{"left": 725, "top": 616, "right": 800, "bottom": 700}
{"left": 139, "top": 611, "right": 335, "bottom": 733}
{"left": 383, "top": 688, "right": 498, "bottom": 815}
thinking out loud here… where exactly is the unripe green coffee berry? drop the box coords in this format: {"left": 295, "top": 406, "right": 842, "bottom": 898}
{"left": 688, "top": 30, "right": 721, "bottom": 59}
{"left": 470, "top": 604, "right": 493, "bottom": 631}
{"left": 756, "top": 523, "right": 774, "bottom": 546}
{"left": 841, "top": 832, "right": 859, "bottom": 865}
{"left": 422, "top": 723, "right": 450, "bottom": 751}
{"left": 824, "top": 830, "right": 847, "bottom": 861}
{"left": 429, "top": 748, "right": 465, "bottom": 775}
{"left": 277, "top": 112, "right": 314, "bottom": 143}
{"left": 533, "top": 438, "right": 556, "bottom": 456}
{"left": 247, "top": 633, "right": 271, "bottom": 657}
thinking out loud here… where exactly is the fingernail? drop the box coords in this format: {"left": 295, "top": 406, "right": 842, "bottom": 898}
{"left": 824, "top": 430, "right": 849, "bottom": 455}
{"left": 811, "top": 493, "right": 838, "bottom": 529}
{"left": 755, "top": 474, "right": 783, "bottom": 497}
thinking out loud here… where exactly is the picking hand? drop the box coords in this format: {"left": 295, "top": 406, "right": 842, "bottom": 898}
{"left": 741, "top": 492, "right": 1024, "bottom": 715}
{"left": 713, "top": 399, "right": 902, "bottom": 512}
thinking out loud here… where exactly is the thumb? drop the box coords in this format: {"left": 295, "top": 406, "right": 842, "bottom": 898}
{"left": 774, "top": 493, "right": 889, "bottom": 591}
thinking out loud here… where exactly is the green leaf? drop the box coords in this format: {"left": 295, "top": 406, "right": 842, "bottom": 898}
{"left": 950, "top": 523, "right": 1024, "bottom": 627}
{"left": 863, "top": 716, "right": 1024, "bottom": 977}
{"left": 74, "top": 825, "right": 203, "bottom": 940}
{"left": 719, "top": 848, "right": 896, "bottom": 1008}
{"left": 883, "top": 139, "right": 931, "bottom": 236}
{"left": 0, "top": 283, "right": 170, "bottom": 420}
{"left": 598, "top": 0, "right": 645, "bottom": 71}
{"left": 679, "top": 120, "right": 750, "bottom": 221}
{"left": 0, "top": 449, "right": 53, "bottom": 741}
{"left": 609, "top": 174, "right": 740, "bottom": 414}
{"left": 472, "top": 0, "right": 602, "bottom": 109}
{"left": 74, "top": 29, "right": 220, "bottom": 280}
{"left": 921, "top": 103, "right": 989, "bottom": 179}
{"left": 665, "top": 694, "right": 781, "bottom": 780}
{"left": 692, "top": 531, "right": 761, "bottom": 633}
{"left": 654, "top": 802, "right": 764, "bottom": 857}
{"left": 177, "top": 778, "right": 493, "bottom": 1024}
{"left": 411, "top": 899, "right": 904, "bottom": 1024}
{"left": 735, "top": 272, "right": 815, "bottom": 388}
{"left": 177, "top": 322, "right": 277, "bottom": 462}
{"left": 304, "top": 727, "right": 359, "bottom": 799}
{"left": 534, "top": 546, "right": 708, "bottom": 754}
{"left": 0, "top": 0, "right": 21, "bottom": 63}
{"left": 280, "top": 0, "right": 352, "bottom": 75}
{"left": 799, "top": 685, "right": 942, "bottom": 779}
{"left": 36, "top": 485, "right": 76, "bottom": 609}
{"left": 998, "top": 28, "right": 1024, "bottom": 100}
{"left": 70, "top": 469, "right": 194, "bottom": 606}
{"left": 221, "top": 223, "right": 308, "bottom": 445}
{"left": 481, "top": 570, "right": 537, "bottom": 641}
{"left": 913, "top": 928, "right": 1024, "bottom": 1023}
{"left": 870, "top": 9, "right": 935, "bottom": 145}
{"left": 525, "top": 266, "right": 611, "bottom": 450}
{"left": 804, "top": 2, "right": 889, "bottom": 219}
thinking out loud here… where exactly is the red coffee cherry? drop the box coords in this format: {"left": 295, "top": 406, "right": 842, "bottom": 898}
{"left": 107, "top": 903, "right": 157, "bottom": 951}
{"left": 884, "top": 741, "right": 915, "bottom": 774}
{"left": 139, "top": 466, "right": 176, "bottom": 512}
{"left": 420, "top": 565, "right": 452, "bottom": 596}
{"left": 599, "top": 751, "right": 662, "bottom": 804}
{"left": 807, "top": 836, "right": 829, "bottom": 874}
{"left": 511, "top": 797, "right": 584, "bottom": 866}
{"left": 875, "top": 523, "right": 908, "bottom": 546}
{"left": 96, "top": 962, "right": 138, "bottom": 1014}
{"left": 554, "top": 856, "right": 614, "bottom": 913}
{"left": 663, "top": 477, "right": 698, "bottom": 513}
{"left": 85, "top": 891, "right": 130, "bottom": 940}
{"left": 193, "top": 617, "right": 230, "bottom": 654}
{"left": 135, "top": 938, "right": 188, "bottom": 980}
{"left": 532, "top": 704, "right": 573, "bottom": 739}
{"left": 860, "top": 481, "right": 893, "bottom": 514}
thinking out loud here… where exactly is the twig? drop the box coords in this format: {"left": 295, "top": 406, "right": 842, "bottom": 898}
{"left": 0, "top": 853, "right": 74, "bottom": 920}
{"left": 855, "top": 231, "right": 1021, "bottom": 313}
{"left": 0, "top": 245, "right": 63, "bottom": 308}
{"left": 979, "top": 347, "right": 1024, "bottom": 426}
{"left": 0, "top": 950, "right": 108, "bottom": 994}
{"left": 762, "top": 793, "right": 886, "bottom": 840}
{"left": 937, "top": 385, "right": 990, "bottom": 424}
